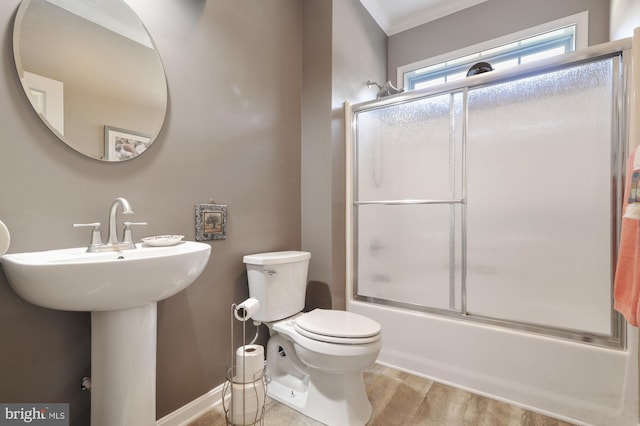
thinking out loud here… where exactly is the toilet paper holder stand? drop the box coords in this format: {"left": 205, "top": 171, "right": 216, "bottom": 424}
{"left": 222, "top": 301, "right": 267, "bottom": 426}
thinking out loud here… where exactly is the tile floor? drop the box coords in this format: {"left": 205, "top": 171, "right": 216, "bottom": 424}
{"left": 188, "top": 363, "right": 575, "bottom": 425}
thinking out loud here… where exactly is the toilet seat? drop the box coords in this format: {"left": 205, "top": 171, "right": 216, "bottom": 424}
{"left": 294, "top": 309, "right": 381, "bottom": 344}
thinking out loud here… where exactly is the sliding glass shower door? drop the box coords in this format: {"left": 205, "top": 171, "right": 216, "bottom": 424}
{"left": 352, "top": 53, "right": 625, "bottom": 344}
{"left": 465, "top": 60, "right": 615, "bottom": 334}
{"left": 355, "top": 93, "right": 464, "bottom": 312}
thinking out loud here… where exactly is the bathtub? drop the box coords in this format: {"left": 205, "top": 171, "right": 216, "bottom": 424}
{"left": 349, "top": 300, "right": 639, "bottom": 425}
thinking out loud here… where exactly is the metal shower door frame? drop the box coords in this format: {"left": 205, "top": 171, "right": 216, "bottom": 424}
{"left": 346, "top": 38, "right": 631, "bottom": 349}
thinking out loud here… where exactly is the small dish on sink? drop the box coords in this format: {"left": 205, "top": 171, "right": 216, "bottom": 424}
{"left": 141, "top": 235, "right": 185, "bottom": 247}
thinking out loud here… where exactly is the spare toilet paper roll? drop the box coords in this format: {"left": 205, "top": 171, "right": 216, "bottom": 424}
{"left": 231, "top": 381, "right": 265, "bottom": 425}
{"left": 235, "top": 344, "right": 264, "bottom": 383}
{"left": 234, "top": 298, "right": 260, "bottom": 322}
{"left": 0, "top": 220, "right": 10, "bottom": 256}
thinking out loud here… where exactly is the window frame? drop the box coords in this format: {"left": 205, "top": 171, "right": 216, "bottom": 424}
{"left": 397, "top": 11, "right": 589, "bottom": 90}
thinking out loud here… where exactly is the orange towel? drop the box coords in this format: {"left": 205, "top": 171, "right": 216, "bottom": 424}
{"left": 614, "top": 151, "right": 640, "bottom": 326}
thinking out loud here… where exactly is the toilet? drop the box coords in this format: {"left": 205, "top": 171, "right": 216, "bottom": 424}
{"left": 243, "top": 251, "right": 382, "bottom": 426}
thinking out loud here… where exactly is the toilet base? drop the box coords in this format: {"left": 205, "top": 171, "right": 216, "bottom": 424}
{"left": 267, "top": 368, "right": 372, "bottom": 426}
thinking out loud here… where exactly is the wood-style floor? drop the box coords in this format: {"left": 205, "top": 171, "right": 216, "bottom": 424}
{"left": 189, "top": 363, "right": 575, "bottom": 426}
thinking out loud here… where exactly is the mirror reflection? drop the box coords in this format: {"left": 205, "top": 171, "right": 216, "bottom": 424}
{"left": 13, "top": 0, "right": 167, "bottom": 162}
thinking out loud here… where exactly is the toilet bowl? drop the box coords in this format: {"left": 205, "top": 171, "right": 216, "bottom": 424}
{"left": 265, "top": 310, "right": 381, "bottom": 426}
{"left": 243, "top": 251, "right": 382, "bottom": 426}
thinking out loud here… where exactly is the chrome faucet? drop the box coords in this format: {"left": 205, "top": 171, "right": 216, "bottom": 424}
{"left": 73, "top": 197, "right": 146, "bottom": 252}
{"left": 106, "top": 198, "right": 134, "bottom": 247}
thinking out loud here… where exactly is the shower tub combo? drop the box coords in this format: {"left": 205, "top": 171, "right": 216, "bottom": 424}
{"left": 346, "top": 36, "right": 639, "bottom": 425}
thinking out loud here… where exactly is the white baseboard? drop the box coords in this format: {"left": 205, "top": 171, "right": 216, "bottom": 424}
{"left": 156, "top": 383, "right": 225, "bottom": 426}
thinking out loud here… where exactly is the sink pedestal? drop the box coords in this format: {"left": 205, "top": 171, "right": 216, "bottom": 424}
{"left": 91, "top": 303, "right": 157, "bottom": 426}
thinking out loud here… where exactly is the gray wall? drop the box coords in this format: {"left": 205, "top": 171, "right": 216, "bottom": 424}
{"left": 301, "top": 0, "right": 334, "bottom": 310}
{"left": 388, "top": 0, "right": 611, "bottom": 80}
{"left": 0, "top": 0, "right": 302, "bottom": 423}
{"left": 301, "top": 0, "right": 387, "bottom": 312}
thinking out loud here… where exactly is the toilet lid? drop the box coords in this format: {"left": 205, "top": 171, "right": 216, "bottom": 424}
{"left": 294, "top": 309, "right": 381, "bottom": 344}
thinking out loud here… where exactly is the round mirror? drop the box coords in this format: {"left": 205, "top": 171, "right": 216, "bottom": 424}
{"left": 13, "top": 0, "right": 167, "bottom": 162}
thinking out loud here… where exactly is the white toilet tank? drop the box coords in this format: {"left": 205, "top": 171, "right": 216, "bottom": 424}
{"left": 243, "top": 251, "right": 311, "bottom": 322}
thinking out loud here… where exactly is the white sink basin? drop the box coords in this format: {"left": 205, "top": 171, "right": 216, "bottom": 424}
{"left": 1, "top": 241, "right": 211, "bottom": 311}
{"left": 1, "top": 240, "right": 211, "bottom": 425}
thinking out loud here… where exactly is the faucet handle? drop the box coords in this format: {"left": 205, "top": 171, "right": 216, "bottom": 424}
{"left": 122, "top": 222, "right": 148, "bottom": 244}
{"left": 73, "top": 222, "right": 102, "bottom": 247}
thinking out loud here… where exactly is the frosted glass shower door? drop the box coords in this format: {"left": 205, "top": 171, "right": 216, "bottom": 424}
{"left": 465, "top": 59, "right": 616, "bottom": 334}
{"left": 354, "top": 93, "right": 463, "bottom": 311}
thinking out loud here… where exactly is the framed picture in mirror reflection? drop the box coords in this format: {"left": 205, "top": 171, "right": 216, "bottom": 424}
{"left": 104, "top": 126, "right": 152, "bottom": 161}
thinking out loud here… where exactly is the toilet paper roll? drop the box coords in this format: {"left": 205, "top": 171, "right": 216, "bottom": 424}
{"left": 230, "top": 381, "right": 265, "bottom": 425}
{"left": 0, "top": 220, "right": 10, "bottom": 256}
{"left": 235, "top": 344, "right": 264, "bottom": 383}
{"left": 234, "top": 298, "right": 260, "bottom": 322}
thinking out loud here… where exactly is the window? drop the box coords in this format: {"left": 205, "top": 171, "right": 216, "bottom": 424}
{"left": 399, "top": 12, "right": 588, "bottom": 91}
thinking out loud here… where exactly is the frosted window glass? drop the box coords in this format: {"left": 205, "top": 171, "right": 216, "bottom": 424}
{"left": 465, "top": 59, "right": 614, "bottom": 334}
{"left": 355, "top": 94, "right": 459, "bottom": 201}
{"left": 356, "top": 204, "right": 461, "bottom": 311}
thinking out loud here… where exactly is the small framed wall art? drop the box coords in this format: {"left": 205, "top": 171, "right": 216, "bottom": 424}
{"left": 195, "top": 203, "right": 227, "bottom": 241}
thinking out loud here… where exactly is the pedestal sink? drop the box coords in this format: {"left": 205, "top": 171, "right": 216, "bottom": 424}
{"left": 1, "top": 241, "right": 211, "bottom": 426}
